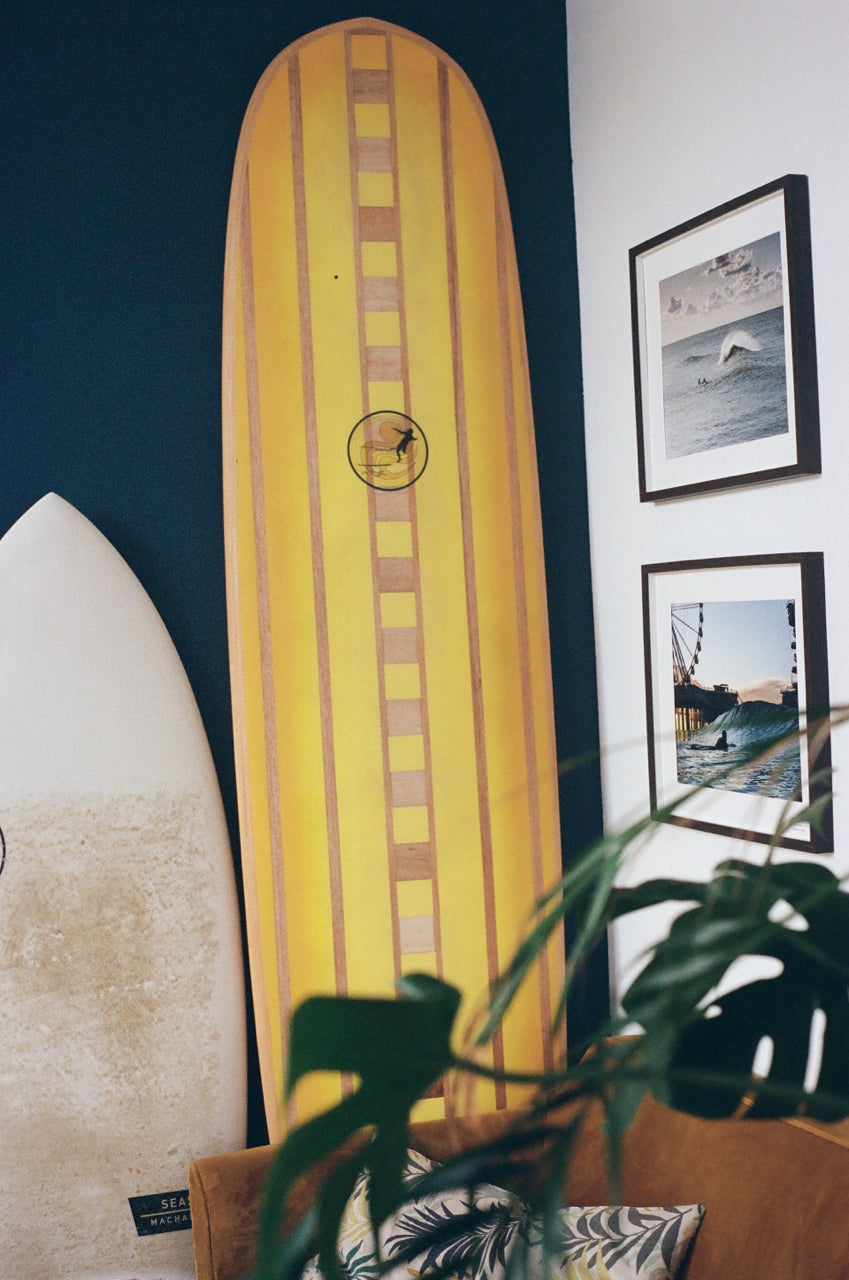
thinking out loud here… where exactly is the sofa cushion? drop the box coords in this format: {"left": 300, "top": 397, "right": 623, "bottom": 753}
{"left": 303, "top": 1148, "right": 703, "bottom": 1280}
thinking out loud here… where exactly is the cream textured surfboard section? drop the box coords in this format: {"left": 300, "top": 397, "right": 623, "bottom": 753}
{"left": 223, "top": 18, "right": 563, "bottom": 1140}
{"left": 0, "top": 494, "right": 246, "bottom": 1280}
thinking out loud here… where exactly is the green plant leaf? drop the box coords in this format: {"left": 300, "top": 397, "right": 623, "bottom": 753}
{"left": 608, "top": 877, "right": 708, "bottom": 918}
{"left": 619, "top": 860, "right": 849, "bottom": 1120}
{"left": 254, "top": 975, "right": 461, "bottom": 1280}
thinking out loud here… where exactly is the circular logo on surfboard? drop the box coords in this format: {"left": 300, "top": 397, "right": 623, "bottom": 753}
{"left": 347, "top": 411, "right": 428, "bottom": 490}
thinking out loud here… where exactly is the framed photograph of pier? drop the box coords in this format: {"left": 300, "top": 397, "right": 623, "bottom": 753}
{"left": 642, "top": 552, "right": 831, "bottom": 853}
{"left": 630, "top": 175, "right": 820, "bottom": 502}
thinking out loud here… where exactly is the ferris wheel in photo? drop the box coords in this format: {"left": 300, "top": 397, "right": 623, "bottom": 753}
{"left": 671, "top": 602, "right": 704, "bottom": 685}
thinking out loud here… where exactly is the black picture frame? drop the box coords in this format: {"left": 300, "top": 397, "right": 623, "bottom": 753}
{"left": 630, "top": 175, "right": 820, "bottom": 502}
{"left": 642, "top": 552, "right": 832, "bottom": 853}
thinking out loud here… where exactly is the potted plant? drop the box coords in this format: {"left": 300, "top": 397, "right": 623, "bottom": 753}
{"left": 249, "top": 728, "right": 849, "bottom": 1280}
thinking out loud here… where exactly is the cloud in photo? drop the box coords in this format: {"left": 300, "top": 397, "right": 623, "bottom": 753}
{"left": 660, "top": 232, "right": 783, "bottom": 345}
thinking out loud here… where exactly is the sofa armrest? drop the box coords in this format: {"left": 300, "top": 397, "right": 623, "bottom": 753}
{"left": 189, "top": 1143, "right": 276, "bottom": 1280}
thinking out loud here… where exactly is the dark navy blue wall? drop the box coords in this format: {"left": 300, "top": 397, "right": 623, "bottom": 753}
{"left": 2, "top": 0, "right": 603, "bottom": 1143}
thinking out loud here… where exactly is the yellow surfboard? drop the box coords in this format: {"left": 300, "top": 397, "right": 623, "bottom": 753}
{"left": 223, "top": 17, "right": 563, "bottom": 1140}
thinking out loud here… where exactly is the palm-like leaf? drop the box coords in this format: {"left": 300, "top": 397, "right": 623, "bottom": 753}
{"left": 521, "top": 1204, "right": 701, "bottom": 1277}
{"left": 384, "top": 1200, "right": 522, "bottom": 1280}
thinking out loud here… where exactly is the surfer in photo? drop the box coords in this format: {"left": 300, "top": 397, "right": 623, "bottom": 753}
{"left": 714, "top": 729, "right": 728, "bottom": 751}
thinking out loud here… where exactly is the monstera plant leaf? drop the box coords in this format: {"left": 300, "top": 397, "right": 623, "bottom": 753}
{"left": 255, "top": 974, "right": 461, "bottom": 1280}
{"left": 616, "top": 859, "right": 849, "bottom": 1120}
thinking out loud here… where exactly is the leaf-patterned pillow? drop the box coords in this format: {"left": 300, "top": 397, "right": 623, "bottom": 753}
{"left": 524, "top": 1204, "right": 704, "bottom": 1280}
{"left": 300, "top": 1149, "right": 452, "bottom": 1280}
{"left": 301, "top": 1149, "right": 704, "bottom": 1280}
{"left": 300, "top": 1149, "right": 521, "bottom": 1280}
{"left": 381, "top": 1165, "right": 527, "bottom": 1280}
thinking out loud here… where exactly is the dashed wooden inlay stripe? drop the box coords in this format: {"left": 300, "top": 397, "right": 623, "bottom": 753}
{"left": 386, "top": 698, "right": 422, "bottom": 735}
{"left": 352, "top": 68, "right": 390, "bottom": 100}
{"left": 390, "top": 771, "right": 428, "bottom": 806}
{"left": 364, "top": 278, "right": 399, "bottom": 310}
{"left": 377, "top": 558, "right": 416, "bottom": 591}
{"left": 399, "top": 916, "right": 436, "bottom": 955}
{"left": 374, "top": 489, "right": 410, "bottom": 519}
{"left": 357, "top": 137, "right": 392, "bottom": 170}
{"left": 395, "top": 843, "right": 432, "bottom": 879}
{"left": 366, "top": 346, "right": 403, "bottom": 380}
{"left": 382, "top": 628, "right": 418, "bottom": 662}
{"left": 346, "top": 29, "right": 443, "bottom": 1027}
{"left": 358, "top": 207, "right": 398, "bottom": 241}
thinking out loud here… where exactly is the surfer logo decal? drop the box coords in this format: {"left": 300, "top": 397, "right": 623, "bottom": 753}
{"left": 348, "top": 411, "right": 428, "bottom": 490}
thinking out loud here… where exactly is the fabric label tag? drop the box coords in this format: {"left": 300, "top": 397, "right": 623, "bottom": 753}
{"left": 128, "top": 1190, "right": 191, "bottom": 1236}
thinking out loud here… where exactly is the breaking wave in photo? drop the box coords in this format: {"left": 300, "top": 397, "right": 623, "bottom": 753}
{"left": 662, "top": 305, "right": 787, "bottom": 460}
{"left": 676, "top": 700, "right": 801, "bottom": 799}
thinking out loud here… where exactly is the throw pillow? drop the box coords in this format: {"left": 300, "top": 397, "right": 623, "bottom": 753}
{"left": 302, "top": 1148, "right": 704, "bottom": 1280}
{"left": 524, "top": 1203, "right": 704, "bottom": 1280}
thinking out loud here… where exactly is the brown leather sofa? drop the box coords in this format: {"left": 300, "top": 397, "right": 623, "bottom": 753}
{"left": 189, "top": 1093, "right": 849, "bottom": 1280}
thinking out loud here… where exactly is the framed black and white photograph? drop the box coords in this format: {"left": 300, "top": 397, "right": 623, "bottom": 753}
{"left": 630, "top": 175, "right": 820, "bottom": 501}
{"left": 642, "top": 553, "right": 831, "bottom": 853}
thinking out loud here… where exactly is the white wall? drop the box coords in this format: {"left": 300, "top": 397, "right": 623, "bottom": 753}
{"left": 566, "top": 0, "right": 849, "bottom": 1005}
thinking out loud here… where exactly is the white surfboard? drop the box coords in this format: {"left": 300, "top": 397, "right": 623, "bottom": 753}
{"left": 0, "top": 494, "right": 246, "bottom": 1279}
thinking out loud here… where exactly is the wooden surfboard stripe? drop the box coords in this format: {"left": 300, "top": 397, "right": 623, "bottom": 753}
{"left": 493, "top": 186, "right": 554, "bottom": 1073}
{"left": 346, "top": 30, "right": 443, "bottom": 997}
{"left": 237, "top": 180, "right": 291, "bottom": 1087}
{"left": 287, "top": 52, "right": 350, "bottom": 1011}
{"left": 232, "top": 58, "right": 359, "bottom": 1117}
{"left": 437, "top": 57, "right": 507, "bottom": 1103}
